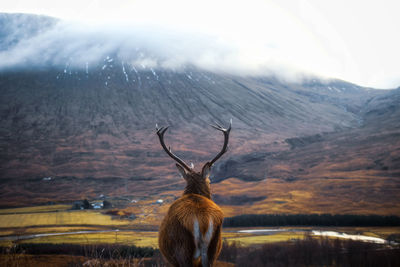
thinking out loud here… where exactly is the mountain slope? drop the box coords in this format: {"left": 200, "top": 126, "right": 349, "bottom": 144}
{"left": 0, "top": 63, "right": 396, "bottom": 211}
{"left": 0, "top": 63, "right": 382, "bottom": 180}
{"left": 0, "top": 13, "right": 398, "bottom": 215}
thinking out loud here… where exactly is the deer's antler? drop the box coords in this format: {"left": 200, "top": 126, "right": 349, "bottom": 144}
{"left": 208, "top": 119, "right": 232, "bottom": 166}
{"left": 156, "top": 125, "right": 192, "bottom": 172}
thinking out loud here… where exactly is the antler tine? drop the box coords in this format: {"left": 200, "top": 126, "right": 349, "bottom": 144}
{"left": 209, "top": 119, "right": 232, "bottom": 166}
{"left": 213, "top": 121, "right": 223, "bottom": 128}
{"left": 210, "top": 124, "right": 222, "bottom": 131}
{"left": 156, "top": 125, "right": 192, "bottom": 172}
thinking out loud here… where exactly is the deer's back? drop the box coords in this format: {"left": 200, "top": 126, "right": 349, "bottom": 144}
{"left": 158, "top": 194, "right": 224, "bottom": 266}
{"left": 162, "top": 194, "right": 223, "bottom": 234}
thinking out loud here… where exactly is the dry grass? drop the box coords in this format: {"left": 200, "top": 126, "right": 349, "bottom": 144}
{"left": 0, "top": 254, "right": 89, "bottom": 267}
{"left": 213, "top": 177, "right": 400, "bottom": 217}
{"left": 0, "top": 201, "right": 399, "bottom": 251}
{"left": 5, "top": 225, "right": 398, "bottom": 248}
{"left": 223, "top": 232, "right": 305, "bottom": 246}
{"left": 0, "top": 210, "right": 131, "bottom": 228}
{"left": 0, "top": 226, "right": 107, "bottom": 239}
{"left": 23, "top": 226, "right": 102, "bottom": 234}
{"left": 1, "top": 229, "right": 309, "bottom": 248}
{"left": 20, "top": 231, "right": 159, "bottom": 248}
{"left": 0, "top": 254, "right": 233, "bottom": 267}
{"left": 0, "top": 205, "right": 71, "bottom": 214}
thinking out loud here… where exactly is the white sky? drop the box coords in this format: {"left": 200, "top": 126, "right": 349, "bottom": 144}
{"left": 1, "top": 0, "right": 400, "bottom": 88}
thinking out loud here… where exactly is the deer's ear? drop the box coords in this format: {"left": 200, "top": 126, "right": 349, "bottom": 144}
{"left": 176, "top": 164, "right": 187, "bottom": 179}
{"left": 202, "top": 162, "right": 212, "bottom": 179}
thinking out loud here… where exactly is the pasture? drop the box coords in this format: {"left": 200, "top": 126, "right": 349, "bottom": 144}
{"left": 0, "top": 205, "right": 71, "bottom": 214}
{"left": 0, "top": 210, "right": 130, "bottom": 228}
{"left": 0, "top": 205, "right": 399, "bottom": 248}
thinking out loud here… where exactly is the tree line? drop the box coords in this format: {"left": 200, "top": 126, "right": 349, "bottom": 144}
{"left": 223, "top": 214, "right": 400, "bottom": 227}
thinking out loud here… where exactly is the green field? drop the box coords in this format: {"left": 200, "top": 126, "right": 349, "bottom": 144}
{"left": 1, "top": 205, "right": 400, "bottom": 249}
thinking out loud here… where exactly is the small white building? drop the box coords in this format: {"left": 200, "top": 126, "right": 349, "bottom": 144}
{"left": 91, "top": 202, "right": 104, "bottom": 209}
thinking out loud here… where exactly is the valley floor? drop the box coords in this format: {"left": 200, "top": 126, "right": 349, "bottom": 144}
{"left": 0, "top": 205, "right": 399, "bottom": 266}
{"left": 0, "top": 205, "right": 399, "bottom": 247}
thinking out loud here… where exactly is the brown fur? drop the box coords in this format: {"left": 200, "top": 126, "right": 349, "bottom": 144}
{"left": 158, "top": 164, "right": 224, "bottom": 267}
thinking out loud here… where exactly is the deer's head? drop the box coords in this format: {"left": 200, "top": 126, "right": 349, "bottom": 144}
{"left": 156, "top": 121, "right": 231, "bottom": 199}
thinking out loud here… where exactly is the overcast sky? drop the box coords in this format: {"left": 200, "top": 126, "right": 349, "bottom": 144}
{"left": 1, "top": 0, "right": 400, "bottom": 88}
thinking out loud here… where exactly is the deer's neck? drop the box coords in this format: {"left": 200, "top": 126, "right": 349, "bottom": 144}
{"left": 183, "top": 182, "right": 211, "bottom": 199}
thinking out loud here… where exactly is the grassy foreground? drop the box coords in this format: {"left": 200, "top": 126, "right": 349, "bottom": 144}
{"left": 1, "top": 237, "right": 399, "bottom": 267}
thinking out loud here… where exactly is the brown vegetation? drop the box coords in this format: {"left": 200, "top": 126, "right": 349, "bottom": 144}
{"left": 219, "top": 236, "right": 400, "bottom": 267}
{"left": 1, "top": 237, "right": 399, "bottom": 267}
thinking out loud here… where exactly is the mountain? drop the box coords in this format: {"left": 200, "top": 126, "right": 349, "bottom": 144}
{"left": 0, "top": 65, "right": 381, "bottom": 179}
{"left": 0, "top": 13, "right": 398, "bottom": 215}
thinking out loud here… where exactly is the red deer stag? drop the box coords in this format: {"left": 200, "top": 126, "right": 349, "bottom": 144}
{"left": 156, "top": 121, "right": 231, "bottom": 267}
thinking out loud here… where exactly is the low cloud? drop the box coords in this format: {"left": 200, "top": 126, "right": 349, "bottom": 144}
{"left": 0, "top": 13, "right": 327, "bottom": 83}
{"left": 1, "top": 3, "right": 399, "bottom": 89}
